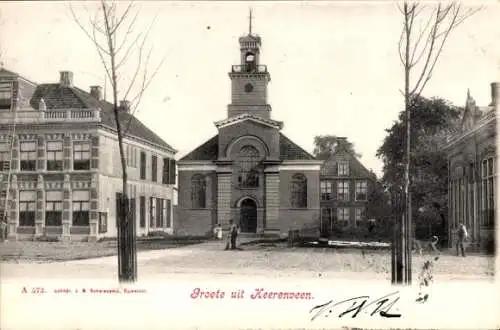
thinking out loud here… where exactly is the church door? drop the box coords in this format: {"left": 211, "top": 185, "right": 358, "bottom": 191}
{"left": 240, "top": 198, "right": 257, "bottom": 233}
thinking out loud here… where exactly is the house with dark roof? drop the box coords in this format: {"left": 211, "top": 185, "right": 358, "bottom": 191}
{"left": 0, "top": 67, "right": 177, "bottom": 241}
{"left": 176, "top": 27, "right": 323, "bottom": 237}
{"left": 317, "top": 138, "right": 377, "bottom": 237}
{"left": 443, "top": 82, "right": 498, "bottom": 252}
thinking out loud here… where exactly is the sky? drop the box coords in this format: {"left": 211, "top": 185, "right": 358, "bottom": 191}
{"left": 1, "top": 1, "right": 499, "bottom": 177}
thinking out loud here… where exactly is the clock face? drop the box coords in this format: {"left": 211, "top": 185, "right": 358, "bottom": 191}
{"left": 245, "top": 83, "right": 254, "bottom": 93}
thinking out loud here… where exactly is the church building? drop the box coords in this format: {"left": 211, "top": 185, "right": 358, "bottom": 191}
{"left": 176, "top": 21, "right": 322, "bottom": 237}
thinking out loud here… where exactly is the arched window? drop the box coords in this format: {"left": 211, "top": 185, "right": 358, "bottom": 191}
{"left": 290, "top": 173, "right": 307, "bottom": 208}
{"left": 237, "top": 145, "right": 260, "bottom": 188}
{"left": 245, "top": 52, "right": 256, "bottom": 72}
{"left": 191, "top": 174, "right": 206, "bottom": 208}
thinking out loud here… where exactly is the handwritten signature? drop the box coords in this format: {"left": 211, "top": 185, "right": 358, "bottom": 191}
{"left": 309, "top": 291, "right": 402, "bottom": 321}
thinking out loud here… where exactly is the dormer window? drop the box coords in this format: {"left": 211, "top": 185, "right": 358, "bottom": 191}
{"left": 0, "top": 82, "right": 12, "bottom": 110}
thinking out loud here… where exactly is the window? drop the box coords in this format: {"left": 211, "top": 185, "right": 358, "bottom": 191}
{"left": 355, "top": 207, "right": 366, "bottom": 227}
{"left": 237, "top": 145, "right": 260, "bottom": 188}
{"left": 337, "top": 207, "right": 350, "bottom": 227}
{"left": 46, "top": 141, "right": 63, "bottom": 171}
{"left": 20, "top": 141, "right": 37, "bottom": 171}
{"left": 140, "top": 151, "right": 146, "bottom": 180}
{"left": 191, "top": 174, "right": 206, "bottom": 208}
{"left": 320, "top": 180, "right": 333, "bottom": 200}
{"left": 481, "top": 156, "right": 495, "bottom": 227}
{"left": 139, "top": 196, "right": 146, "bottom": 228}
{"left": 149, "top": 197, "right": 155, "bottom": 227}
{"left": 72, "top": 190, "right": 90, "bottom": 226}
{"left": 0, "top": 143, "right": 10, "bottom": 171}
{"left": 355, "top": 180, "right": 368, "bottom": 201}
{"left": 337, "top": 181, "right": 350, "bottom": 201}
{"left": 290, "top": 173, "right": 307, "bottom": 208}
{"left": 45, "top": 191, "right": 63, "bottom": 226}
{"left": 126, "top": 145, "right": 137, "bottom": 168}
{"left": 99, "top": 212, "right": 108, "bottom": 233}
{"left": 73, "top": 142, "right": 90, "bottom": 170}
{"left": 19, "top": 191, "right": 36, "bottom": 226}
{"left": 162, "top": 158, "right": 177, "bottom": 185}
{"left": 0, "top": 82, "right": 12, "bottom": 110}
{"left": 151, "top": 155, "right": 158, "bottom": 182}
{"left": 338, "top": 161, "right": 349, "bottom": 176}
{"left": 156, "top": 197, "right": 163, "bottom": 228}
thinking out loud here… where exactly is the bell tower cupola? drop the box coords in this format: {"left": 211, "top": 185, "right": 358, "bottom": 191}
{"left": 227, "top": 9, "right": 272, "bottom": 119}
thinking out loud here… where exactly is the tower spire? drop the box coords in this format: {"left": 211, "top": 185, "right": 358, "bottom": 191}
{"left": 248, "top": 8, "right": 253, "bottom": 35}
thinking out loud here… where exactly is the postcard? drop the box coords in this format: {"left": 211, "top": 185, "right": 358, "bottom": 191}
{"left": 0, "top": 1, "right": 498, "bottom": 329}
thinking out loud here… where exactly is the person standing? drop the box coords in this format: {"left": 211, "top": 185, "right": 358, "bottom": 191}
{"left": 229, "top": 219, "right": 238, "bottom": 250}
{"left": 224, "top": 220, "right": 235, "bottom": 250}
{"left": 456, "top": 223, "right": 468, "bottom": 257}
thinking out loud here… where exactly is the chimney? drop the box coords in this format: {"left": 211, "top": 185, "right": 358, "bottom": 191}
{"left": 90, "top": 86, "right": 103, "bottom": 101}
{"left": 59, "top": 71, "right": 74, "bottom": 88}
{"left": 119, "top": 100, "right": 131, "bottom": 112}
{"left": 490, "top": 82, "right": 500, "bottom": 107}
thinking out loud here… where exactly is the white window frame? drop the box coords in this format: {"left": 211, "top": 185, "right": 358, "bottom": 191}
{"left": 320, "top": 180, "right": 333, "bottom": 200}
{"left": 337, "top": 181, "right": 350, "bottom": 201}
{"left": 338, "top": 161, "right": 349, "bottom": 176}
{"left": 355, "top": 180, "right": 368, "bottom": 201}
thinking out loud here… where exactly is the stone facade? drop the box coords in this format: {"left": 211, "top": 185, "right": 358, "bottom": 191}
{"left": 0, "top": 68, "right": 177, "bottom": 241}
{"left": 176, "top": 30, "right": 322, "bottom": 237}
{"left": 444, "top": 83, "right": 498, "bottom": 251}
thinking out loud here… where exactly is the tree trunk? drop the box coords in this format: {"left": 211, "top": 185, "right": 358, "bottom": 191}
{"left": 111, "top": 56, "right": 137, "bottom": 283}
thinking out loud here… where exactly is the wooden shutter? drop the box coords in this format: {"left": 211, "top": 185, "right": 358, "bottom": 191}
{"left": 166, "top": 199, "right": 172, "bottom": 228}
{"left": 162, "top": 158, "right": 169, "bottom": 184}
{"left": 139, "top": 196, "right": 146, "bottom": 228}
{"left": 169, "top": 159, "right": 176, "bottom": 185}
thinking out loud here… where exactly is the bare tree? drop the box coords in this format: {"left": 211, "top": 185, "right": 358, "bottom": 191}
{"left": 393, "top": 2, "right": 480, "bottom": 284}
{"left": 70, "top": 0, "right": 166, "bottom": 282}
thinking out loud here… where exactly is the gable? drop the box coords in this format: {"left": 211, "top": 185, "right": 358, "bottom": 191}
{"left": 178, "top": 132, "right": 317, "bottom": 162}
{"left": 321, "top": 149, "right": 374, "bottom": 178}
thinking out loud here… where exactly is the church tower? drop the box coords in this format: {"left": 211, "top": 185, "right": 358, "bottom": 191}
{"left": 227, "top": 9, "right": 272, "bottom": 119}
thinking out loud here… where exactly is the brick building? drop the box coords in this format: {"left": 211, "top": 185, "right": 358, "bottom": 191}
{"left": 444, "top": 82, "right": 498, "bottom": 251}
{"left": 176, "top": 28, "right": 322, "bottom": 237}
{"left": 0, "top": 68, "right": 177, "bottom": 241}
{"left": 318, "top": 139, "right": 376, "bottom": 236}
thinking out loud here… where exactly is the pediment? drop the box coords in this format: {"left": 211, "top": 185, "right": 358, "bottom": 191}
{"left": 214, "top": 113, "right": 284, "bottom": 130}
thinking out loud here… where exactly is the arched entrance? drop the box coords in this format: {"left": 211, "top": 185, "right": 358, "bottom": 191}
{"left": 239, "top": 198, "right": 257, "bottom": 233}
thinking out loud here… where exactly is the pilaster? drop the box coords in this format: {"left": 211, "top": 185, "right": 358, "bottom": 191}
{"left": 216, "top": 165, "right": 232, "bottom": 228}
{"left": 264, "top": 166, "right": 280, "bottom": 231}
{"left": 61, "top": 174, "right": 71, "bottom": 240}
{"left": 37, "top": 135, "right": 45, "bottom": 171}
{"left": 91, "top": 135, "right": 99, "bottom": 170}
{"left": 7, "top": 174, "right": 18, "bottom": 240}
{"left": 89, "top": 173, "right": 98, "bottom": 241}
{"left": 35, "top": 175, "right": 45, "bottom": 236}
{"left": 63, "top": 133, "right": 72, "bottom": 170}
